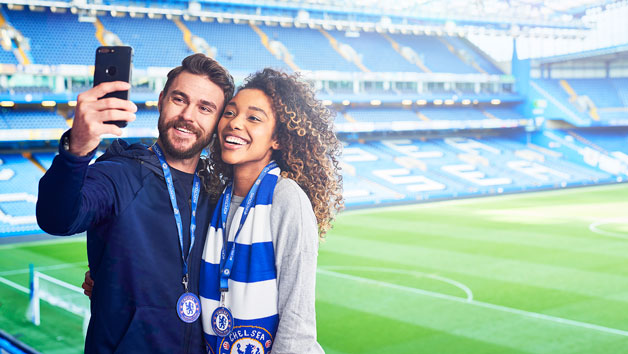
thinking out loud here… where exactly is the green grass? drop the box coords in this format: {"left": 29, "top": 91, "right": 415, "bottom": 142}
{"left": 316, "top": 184, "right": 628, "bottom": 353}
{"left": 3, "top": 184, "right": 628, "bottom": 353}
{"left": 0, "top": 238, "right": 87, "bottom": 354}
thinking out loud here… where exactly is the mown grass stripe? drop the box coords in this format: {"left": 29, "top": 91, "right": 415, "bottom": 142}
{"left": 319, "top": 268, "right": 628, "bottom": 337}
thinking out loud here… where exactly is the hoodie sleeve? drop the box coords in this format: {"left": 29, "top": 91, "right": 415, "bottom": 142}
{"left": 36, "top": 130, "right": 135, "bottom": 235}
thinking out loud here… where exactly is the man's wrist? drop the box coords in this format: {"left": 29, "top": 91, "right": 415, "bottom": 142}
{"left": 61, "top": 134, "right": 71, "bottom": 152}
{"left": 59, "top": 130, "right": 96, "bottom": 159}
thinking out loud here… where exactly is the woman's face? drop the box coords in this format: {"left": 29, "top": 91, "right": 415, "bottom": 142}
{"left": 218, "top": 88, "right": 280, "bottom": 172}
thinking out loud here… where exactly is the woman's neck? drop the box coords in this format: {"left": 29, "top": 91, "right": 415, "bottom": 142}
{"left": 232, "top": 161, "right": 271, "bottom": 197}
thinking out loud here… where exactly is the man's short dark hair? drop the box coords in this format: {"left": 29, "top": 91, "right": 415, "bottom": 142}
{"left": 162, "top": 53, "right": 234, "bottom": 107}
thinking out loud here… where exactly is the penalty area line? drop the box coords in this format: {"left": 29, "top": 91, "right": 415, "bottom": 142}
{"left": 0, "top": 276, "right": 29, "bottom": 294}
{"left": 0, "top": 261, "right": 89, "bottom": 276}
{"left": 318, "top": 268, "right": 628, "bottom": 338}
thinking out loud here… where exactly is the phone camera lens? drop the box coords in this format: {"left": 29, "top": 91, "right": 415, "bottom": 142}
{"left": 105, "top": 66, "right": 117, "bottom": 76}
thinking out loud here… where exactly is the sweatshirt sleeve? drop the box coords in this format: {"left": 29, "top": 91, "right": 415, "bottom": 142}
{"left": 270, "top": 178, "right": 325, "bottom": 354}
{"left": 36, "top": 130, "right": 124, "bottom": 235}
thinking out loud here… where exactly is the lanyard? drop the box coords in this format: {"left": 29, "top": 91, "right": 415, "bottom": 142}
{"left": 153, "top": 144, "right": 201, "bottom": 292}
{"left": 218, "top": 161, "right": 278, "bottom": 292}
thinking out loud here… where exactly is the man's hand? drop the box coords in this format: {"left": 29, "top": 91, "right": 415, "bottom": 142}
{"left": 70, "top": 81, "right": 137, "bottom": 156}
{"left": 82, "top": 270, "right": 94, "bottom": 299}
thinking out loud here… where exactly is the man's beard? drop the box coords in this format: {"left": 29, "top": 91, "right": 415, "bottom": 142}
{"left": 157, "top": 115, "right": 212, "bottom": 160}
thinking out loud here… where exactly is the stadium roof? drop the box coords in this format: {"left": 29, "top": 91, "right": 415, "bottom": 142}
{"left": 276, "top": 0, "right": 618, "bottom": 19}
{"left": 246, "top": 0, "right": 621, "bottom": 23}
{"left": 532, "top": 43, "right": 628, "bottom": 65}
{"left": 2, "top": 0, "right": 625, "bottom": 35}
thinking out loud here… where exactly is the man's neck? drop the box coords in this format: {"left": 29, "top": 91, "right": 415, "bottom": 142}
{"left": 154, "top": 141, "right": 200, "bottom": 174}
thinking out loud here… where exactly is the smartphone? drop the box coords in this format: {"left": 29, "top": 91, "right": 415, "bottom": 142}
{"left": 93, "top": 46, "right": 133, "bottom": 127}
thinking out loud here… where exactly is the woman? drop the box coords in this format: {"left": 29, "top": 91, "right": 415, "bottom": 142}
{"left": 199, "top": 68, "right": 343, "bottom": 354}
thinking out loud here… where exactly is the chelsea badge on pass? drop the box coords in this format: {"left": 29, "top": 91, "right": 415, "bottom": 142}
{"left": 177, "top": 293, "right": 201, "bottom": 323}
{"left": 211, "top": 306, "right": 234, "bottom": 337}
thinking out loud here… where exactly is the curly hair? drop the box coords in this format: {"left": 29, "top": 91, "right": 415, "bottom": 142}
{"left": 201, "top": 68, "right": 344, "bottom": 237}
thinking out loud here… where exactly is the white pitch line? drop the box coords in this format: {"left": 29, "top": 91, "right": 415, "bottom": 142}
{"left": 589, "top": 219, "right": 628, "bottom": 240}
{"left": 0, "top": 276, "right": 29, "bottom": 294}
{"left": 0, "top": 235, "right": 85, "bottom": 250}
{"left": 320, "top": 265, "right": 473, "bottom": 301}
{"left": 0, "top": 261, "right": 88, "bottom": 276}
{"left": 318, "top": 268, "right": 628, "bottom": 337}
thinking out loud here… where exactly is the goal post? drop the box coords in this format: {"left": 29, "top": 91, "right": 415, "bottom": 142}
{"left": 26, "top": 264, "right": 90, "bottom": 336}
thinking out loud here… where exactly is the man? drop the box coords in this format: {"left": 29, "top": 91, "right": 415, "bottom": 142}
{"left": 36, "top": 54, "right": 234, "bottom": 353}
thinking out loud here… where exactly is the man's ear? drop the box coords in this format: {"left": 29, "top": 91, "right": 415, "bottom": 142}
{"left": 158, "top": 91, "right": 164, "bottom": 111}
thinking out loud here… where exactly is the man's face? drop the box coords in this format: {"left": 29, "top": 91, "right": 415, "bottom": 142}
{"left": 157, "top": 71, "right": 225, "bottom": 161}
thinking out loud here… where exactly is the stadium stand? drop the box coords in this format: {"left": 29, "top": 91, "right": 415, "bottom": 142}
{"left": 98, "top": 15, "right": 191, "bottom": 69}
{"left": 345, "top": 108, "right": 419, "bottom": 123}
{"left": 133, "top": 109, "right": 159, "bottom": 128}
{"left": 0, "top": 153, "right": 42, "bottom": 235}
{"left": 1, "top": 110, "right": 67, "bottom": 129}
{"left": 183, "top": 21, "right": 288, "bottom": 73}
{"left": 388, "top": 34, "right": 478, "bottom": 74}
{"left": 341, "top": 132, "right": 617, "bottom": 207}
{"left": 0, "top": 48, "right": 18, "bottom": 65}
{"left": 0, "top": 115, "right": 8, "bottom": 129}
{"left": 443, "top": 36, "right": 503, "bottom": 75}
{"left": 483, "top": 106, "right": 526, "bottom": 120}
{"left": 0, "top": 2, "right": 626, "bottom": 237}
{"left": 419, "top": 107, "right": 487, "bottom": 121}
{"left": 530, "top": 78, "right": 628, "bottom": 125}
{"left": 567, "top": 79, "right": 623, "bottom": 108}
{"left": 258, "top": 24, "right": 359, "bottom": 72}
{"left": 324, "top": 30, "right": 418, "bottom": 72}
{"left": 31, "top": 152, "right": 55, "bottom": 170}
{"left": 3, "top": 7, "right": 99, "bottom": 65}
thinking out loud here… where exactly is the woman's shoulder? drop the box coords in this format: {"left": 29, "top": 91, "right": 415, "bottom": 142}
{"left": 273, "top": 176, "right": 309, "bottom": 206}
{"left": 271, "top": 176, "right": 315, "bottom": 221}
{"left": 271, "top": 177, "right": 318, "bottom": 252}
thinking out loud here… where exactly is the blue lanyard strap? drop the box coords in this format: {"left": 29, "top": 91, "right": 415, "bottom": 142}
{"left": 219, "top": 161, "right": 278, "bottom": 292}
{"left": 153, "top": 144, "right": 201, "bottom": 288}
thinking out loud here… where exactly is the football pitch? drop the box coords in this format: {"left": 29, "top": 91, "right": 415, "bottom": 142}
{"left": 2, "top": 184, "right": 628, "bottom": 353}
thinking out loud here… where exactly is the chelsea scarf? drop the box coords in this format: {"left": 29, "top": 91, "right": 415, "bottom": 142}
{"left": 200, "top": 164, "right": 281, "bottom": 354}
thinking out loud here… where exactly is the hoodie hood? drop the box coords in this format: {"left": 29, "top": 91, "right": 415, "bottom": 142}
{"left": 96, "top": 139, "right": 163, "bottom": 175}
{"left": 97, "top": 138, "right": 206, "bottom": 176}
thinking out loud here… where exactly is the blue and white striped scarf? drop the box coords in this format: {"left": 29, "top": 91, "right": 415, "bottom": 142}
{"left": 200, "top": 166, "right": 281, "bottom": 354}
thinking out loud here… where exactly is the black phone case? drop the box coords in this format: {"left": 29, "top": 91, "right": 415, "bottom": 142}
{"left": 94, "top": 46, "right": 133, "bottom": 127}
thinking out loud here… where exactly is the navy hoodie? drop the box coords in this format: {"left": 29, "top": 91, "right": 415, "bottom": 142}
{"left": 37, "top": 130, "right": 211, "bottom": 353}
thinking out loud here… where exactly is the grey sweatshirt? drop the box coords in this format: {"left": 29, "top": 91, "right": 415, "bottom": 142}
{"left": 225, "top": 177, "right": 325, "bottom": 354}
